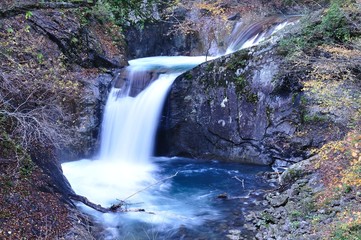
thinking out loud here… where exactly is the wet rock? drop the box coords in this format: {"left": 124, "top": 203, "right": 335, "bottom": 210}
{"left": 58, "top": 72, "right": 114, "bottom": 161}
{"left": 266, "top": 193, "right": 289, "bottom": 207}
{"left": 217, "top": 193, "right": 228, "bottom": 199}
{"left": 228, "top": 13, "right": 241, "bottom": 21}
{"left": 125, "top": 21, "right": 201, "bottom": 59}
{"left": 226, "top": 229, "right": 241, "bottom": 240}
{"left": 159, "top": 46, "right": 303, "bottom": 165}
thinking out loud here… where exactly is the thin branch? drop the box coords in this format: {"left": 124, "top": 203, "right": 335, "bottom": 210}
{"left": 69, "top": 172, "right": 179, "bottom": 213}
{"left": 233, "top": 176, "right": 245, "bottom": 189}
{"left": 122, "top": 171, "right": 179, "bottom": 202}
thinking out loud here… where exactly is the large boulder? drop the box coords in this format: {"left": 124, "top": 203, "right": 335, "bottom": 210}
{"left": 158, "top": 45, "right": 305, "bottom": 165}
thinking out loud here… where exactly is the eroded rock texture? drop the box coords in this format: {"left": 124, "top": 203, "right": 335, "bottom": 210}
{"left": 159, "top": 45, "right": 304, "bottom": 165}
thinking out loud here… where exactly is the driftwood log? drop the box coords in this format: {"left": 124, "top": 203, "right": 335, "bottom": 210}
{"left": 68, "top": 193, "right": 146, "bottom": 213}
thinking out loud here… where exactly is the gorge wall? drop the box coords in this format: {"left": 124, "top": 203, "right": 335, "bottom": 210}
{"left": 0, "top": 3, "right": 127, "bottom": 238}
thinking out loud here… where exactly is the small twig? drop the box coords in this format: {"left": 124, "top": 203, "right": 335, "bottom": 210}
{"left": 122, "top": 171, "right": 179, "bottom": 202}
{"left": 107, "top": 171, "right": 179, "bottom": 213}
{"left": 233, "top": 176, "right": 245, "bottom": 189}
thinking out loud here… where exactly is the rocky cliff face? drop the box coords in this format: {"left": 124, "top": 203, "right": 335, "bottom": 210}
{"left": 0, "top": 3, "right": 126, "bottom": 238}
{"left": 125, "top": 2, "right": 236, "bottom": 58}
{"left": 159, "top": 43, "right": 304, "bottom": 166}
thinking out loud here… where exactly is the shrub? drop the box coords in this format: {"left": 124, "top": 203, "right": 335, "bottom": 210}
{"left": 278, "top": 1, "right": 353, "bottom": 56}
{"left": 318, "top": 1, "right": 350, "bottom": 42}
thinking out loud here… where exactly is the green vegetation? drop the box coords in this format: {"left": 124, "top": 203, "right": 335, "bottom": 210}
{"left": 226, "top": 49, "right": 249, "bottom": 71}
{"left": 184, "top": 72, "right": 193, "bottom": 80}
{"left": 290, "top": 210, "right": 303, "bottom": 220}
{"left": 80, "top": 0, "right": 167, "bottom": 27}
{"left": 320, "top": 1, "right": 350, "bottom": 42}
{"left": 260, "top": 211, "right": 275, "bottom": 224}
{"left": 313, "top": 132, "right": 361, "bottom": 239}
{"left": 205, "top": 62, "right": 214, "bottom": 72}
{"left": 279, "top": 1, "right": 356, "bottom": 57}
{"left": 0, "top": 131, "right": 34, "bottom": 177}
{"left": 246, "top": 93, "right": 259, "bottom": 103}
{"left": 234, "top": 75, "right": 247, "bottom": 91}
{"left": 302, "top": 113, "right": 328, "bottom": 123}
{"left": 282, "top": 167, "right": 303, "bottom": 183}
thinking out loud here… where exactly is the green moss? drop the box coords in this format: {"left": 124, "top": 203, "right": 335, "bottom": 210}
{"left": 332, "top": 224, "right": 361, "bottom": 240}
{"left": 184, "top": 72, "right": 193, "bottom": 80}
{"left": 303, "top": 114, "right": 328, "bottom": 123}
{"left": 234, "top": 75, "right": 247, "bottom": 92}
{"left": 260, "top": 212, "right": 275, "bottom": 224}
{"left": 282, "top": 168, "right": 304, "bottom": 184}
{"left": 246, "top": 93, "right": 259, "bottom": 103}
{"left": 290, "top": 210, "right": 303, "bottom": 220}
{"left": 233, "top": 74, "right": 258, "bottom": 103}
{"left": 205, "top": 62, "right": 214, "bottom": 72}
{"left": 226, "top": 49, "right": 250, "bottom": 71}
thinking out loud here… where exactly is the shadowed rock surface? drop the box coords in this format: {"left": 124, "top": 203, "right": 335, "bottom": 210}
{"left": 159, "top": 45, "right": 304, "bottom": 165}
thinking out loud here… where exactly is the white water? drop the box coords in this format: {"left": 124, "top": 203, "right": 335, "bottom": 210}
{"left": 62, "top": 20, "right": 291, "bottom": 238}
{"left": 99, "top": 75, "right": 176, "bottom": 163}
{"left": 225, "top": 20, "right": 289, "bottom": 54}
{"left": 62, "top": 56, "right": 214, "bottom": 237}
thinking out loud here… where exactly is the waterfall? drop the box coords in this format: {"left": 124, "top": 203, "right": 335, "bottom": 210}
{"left": 225, "top": 16, "right": 296, "bottom": 54}
{"left": 96, "top": 17, "right": 298, "bottom": 164}
{"left": 60, "top": 19, "right": 290, "bottom": 238}
{"left": 99, "top": 73, "right": 178, "bottom": 163}
{"left": 62, "top": 18, "right": 293, "bottom": 205}
{"left": 62, "top": 56, "right": 209, "bottom": 206}
{"left": 99, "top": 56, "right": 211, "bottom": 163}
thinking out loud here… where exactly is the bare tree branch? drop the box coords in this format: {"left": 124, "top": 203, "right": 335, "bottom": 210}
{"left": 0, "top": 1, "right": 96, "bottom": 18}
{"left": 68, "top": 172, "right": 179, "bottom": 213}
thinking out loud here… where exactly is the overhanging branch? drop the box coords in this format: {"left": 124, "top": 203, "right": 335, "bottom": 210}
{"left": 0, "top": 1, "right": 96, "bottom": 18}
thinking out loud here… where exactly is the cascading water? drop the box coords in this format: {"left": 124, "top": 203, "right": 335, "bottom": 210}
{"left": 225, "top": 16, "right": 297, "bottom": 54}
{"left": 99, "top": 75, "right": 176, "bottom": 163}
{"left": 61, "top": 18, "right": 293, "bottom": 239}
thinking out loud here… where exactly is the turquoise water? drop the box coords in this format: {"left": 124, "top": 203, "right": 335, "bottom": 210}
{"left": 62, "top": 55, "right": 275, "bottom": 239}
{"left": 104, "top": 157, "right": 273, "bottom": 239}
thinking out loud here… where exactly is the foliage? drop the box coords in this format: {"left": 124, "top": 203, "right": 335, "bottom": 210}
{"left": 279, "top": 1, "right": 356, "bottom": 57}
{"left": 319, "top": 1, "right": 350, "bottom": 42}
{"left": 281, "top": 0, "right": 330, "bottom": 8}
{"left": 83, "top": 0, "right": 165, "bottom": 27}
{"left": 0, "top": 8, "right": 105, "bottom": 239}
{"left": 194, "top": 1, "right": 226, "bottom": 18}
{"left": 316, "top": 132, "right": 361, "bottom": 192}
{"left": 313, "top": 131, "right": 361, "bottom": 239}
{"left": 0, "top": 13, "right": 87, "bottom": 153}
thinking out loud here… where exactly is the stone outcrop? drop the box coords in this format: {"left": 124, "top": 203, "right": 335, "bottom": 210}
{"left": 159, "top": 44, "right": 305, "bottom": 165}
{"left": 125, "top": 3, "right": 235, "bottom": 58}
{"left": 126, "top": 21, "right": 202, "bottom": 58}
{"left": 29, "top": 10, "right": 125, "bottom": 68}
{"left": 0, "top": 5, "right": 125, "bottom": 238}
